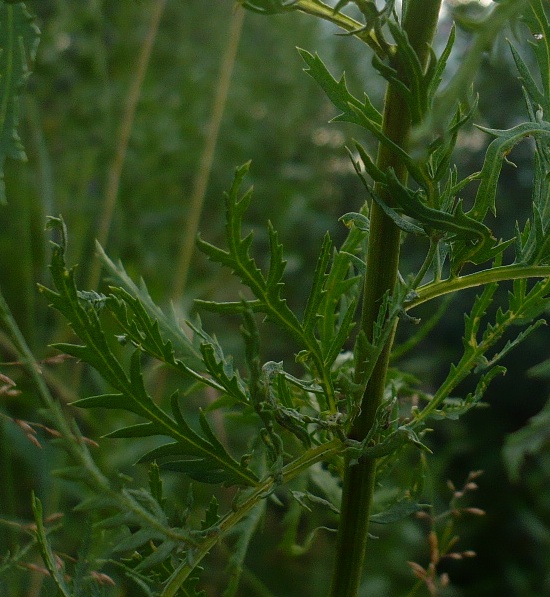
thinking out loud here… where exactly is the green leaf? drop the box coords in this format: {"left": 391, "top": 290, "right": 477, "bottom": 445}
{"left": 324, "top": 299, "right": 356, "bottom": 367}
{"left": 302, "top": 232, "right": 332, "bottom": 337}
{"left": 473, "top": 121, "right": 550, "bottom": 216}
{"left": 427, "top": 24, "right": 456, "bottom": 106}
{"left": 290, "top": 490, "right": 340, "bottom": 514}
{"left": 0, "top": 2, "right": 39, "bottom": 204}
{"left": 196, "top": 163, "right": 302, "bottom": 342}
{"left": 339, "top": 211, "right": 370, "bottom": 232}
{"left": 374, "top": 21, "right": 428, "bottom": 125}
{"left": 134, "top": 539, "right": 178, "bottom": 572}
{"left": 148, "top": 462, "right": 166, "bottom": 511}
{"left": 298, "top": 48, "right": 382, "bottom": 128}
{"left": 32, "top": 493, "right": 72, "bottom": 597}
{"left": 201, "top": 496, "right": 220, "bottom": 531}
{"left": 508, "top": 42, "right": 545, "bottom": 108}
{"left": 97, "top": 244, "right": 204, "bottom": 371}
{"left": 43, "top": 217, "right": 259, "bottom": 488}
{"left": 186, "top": 322, "right": 250, "bottom": 404}
{"left": 196, "top": 163, "right": 338, "bottom": 411}
{"left": 521, "top": 0, "right": 550, "bottom": 111}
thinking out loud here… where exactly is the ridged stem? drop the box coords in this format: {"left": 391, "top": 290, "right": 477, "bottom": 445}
{"left": 330, "top": 2, "right": 442, "bottom": 595}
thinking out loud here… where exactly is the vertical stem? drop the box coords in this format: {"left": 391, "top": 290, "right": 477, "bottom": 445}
{"left": 330, "top": 2, "right": 442, "bottom": 595}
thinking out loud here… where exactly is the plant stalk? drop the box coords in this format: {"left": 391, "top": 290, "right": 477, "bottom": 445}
{"left": 330, "top": 2, "right": 442, "bottom": 595}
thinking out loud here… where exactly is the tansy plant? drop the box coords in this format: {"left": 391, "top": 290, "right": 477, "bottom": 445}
{"left": 1, "top": 0, "right": 550, "bottom": 595}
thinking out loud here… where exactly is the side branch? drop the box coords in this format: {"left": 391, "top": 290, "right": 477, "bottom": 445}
{"left": 408, "top": 265, "right": 550, "bottom": 311}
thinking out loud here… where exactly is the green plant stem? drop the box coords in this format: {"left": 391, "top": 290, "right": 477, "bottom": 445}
{"left": 0, "top": 285, "right": 195, "bottom": 549}
{"left": 161, "top": 438, "right": 343, "bottom": 597}
{"left": 330, "top": 2, "right": 442, "bottom": 595}
{"left": 407, "top": 264, "right": 550, "bottom": 311}
{"left": 0, "top": 286, "right": 108, "bottom": 492}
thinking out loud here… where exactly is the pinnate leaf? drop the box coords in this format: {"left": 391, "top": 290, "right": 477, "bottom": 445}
{"left": 299, "top": 48, "right": 382, "bottom": 128}
{"left": 42, "top": 217, "right": 259, "bottom": 488}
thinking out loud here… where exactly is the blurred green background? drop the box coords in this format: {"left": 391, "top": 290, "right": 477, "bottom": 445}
{"left": 1, "top": 1, "right": 549, "bottom": 595}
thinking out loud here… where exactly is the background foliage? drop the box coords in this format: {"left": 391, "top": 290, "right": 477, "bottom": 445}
{"left": 1, "top": 1, "right": 550, "bottom": 595}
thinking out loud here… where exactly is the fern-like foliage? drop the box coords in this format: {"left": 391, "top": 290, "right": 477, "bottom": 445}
{"left": 96, "top": 242, "right": 205, "bottom": 372}
{"left": 414, "top": 275, "right": 550, "bottom": 424}
{"left": 39, "top": 217, "right": 259, "bottom": 488}
{"left": 301, "top": 3, "right": 550, "bottom": 280}
{"left": 15, "top": 2, "right": 550, "bottom": 595}
{"left": 196, "top": 161, "right": 367, "bottom": 413}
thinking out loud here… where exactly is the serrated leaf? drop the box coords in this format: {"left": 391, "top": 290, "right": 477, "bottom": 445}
{"left": 32, "top": 494, "right": 72, "bottom": 597}
{"left": 195, "top": 163, "right": 338, "bottom": 410}
{"left": 508, "top": 41, "right": 545, "bottom": 107}
{"left": 302, "top": 232, "right": 332, "bottom": 336}
{"left": 299, "top": 48, "right": 382, "bottom": 128}
{"left": 43, "top": 217, "right": 259, "bottom": 488}
{"left": 196, "top": 339, "right": 249, "bottom": 404}
{"left": 97, "top": 243, "right": 204, "bottom": 371}
{"left": 470, "top": 121, "right": 550, "bottom": 222}
{"left": 427, "top": 24, "right": 456, "bottom": 105}
{"left": 196, "top": 163, "right": 302, "bottom": 341}
{"left": 0, "top": 3, "right": 40, "bottom": 204}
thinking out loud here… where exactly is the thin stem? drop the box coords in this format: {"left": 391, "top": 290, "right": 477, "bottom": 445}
{"left": 330, "top": 2, "right": 443, "bottom": 595}
{"left": 0, "top": 286, "right": 109, "bottom": 492}
{"left": 171, "top": 5, "right": 245, "bottom": 301}
{"left": 294, "top": 0, "right": 391, "bottom": 57}
{"left": 161, "top": 438, "right": 343, "bottom": 597}
{"left": 411, "top": 239, "right": 439, "bottom": 289}
{"left": 0, "top": 286, "right": 197, "bottom": 550}
{"left": 407, "top": 264, "right": 550, "bottom": 311}
{"left": 88, "top": 0, "right": 167, "bottom": 291}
